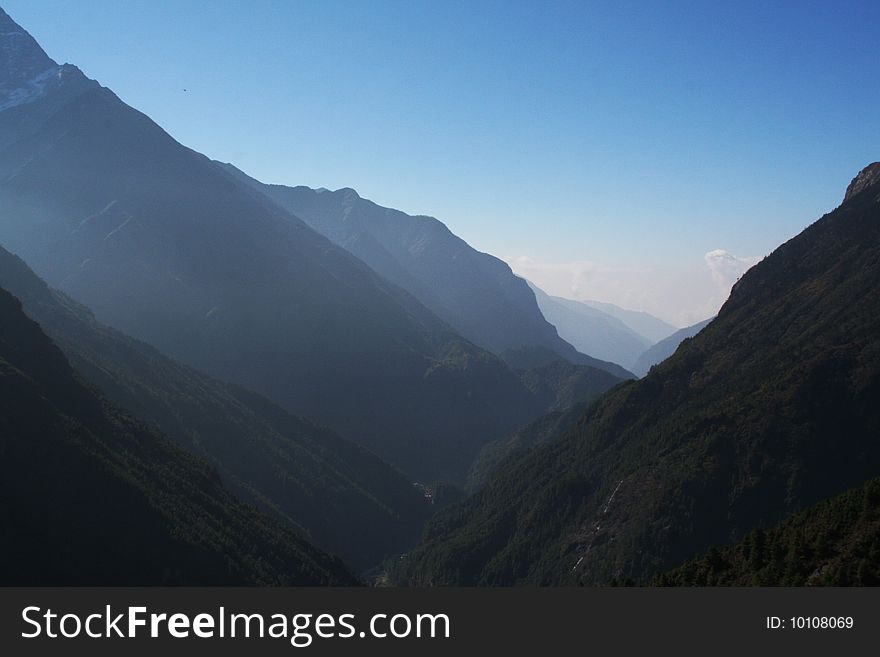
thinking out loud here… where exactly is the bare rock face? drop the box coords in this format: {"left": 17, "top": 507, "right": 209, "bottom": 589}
{"left": 1, "top": 8, "right": 55, "bottom": 86}
{"left": 0, "top": 7, "right": 67, "bottom": 112}
{"left": 844, "top": 162, "right": 880, "bottom": 203}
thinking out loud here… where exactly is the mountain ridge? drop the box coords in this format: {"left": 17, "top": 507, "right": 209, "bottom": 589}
{"left": 573, "top": 298, "right": 677, "bottom": 344}
{"left": 216, "top": 162, "right": 632, "bottom": 379}
{"left": 0, "top": 243, "right": 431, "bottom": 571}
{"left": 0, "top": 9, "right": 619, "bottom": 484}
{"left": 0, "top": 283, "right": 358, "bottom": 585}
{"left": 631, "top": 317, "right": 714, "bottom": 377}
{"left": 528, "top": 282, "right": 651, "bottom": 369}
{"left": 390, "top": 163, "right": 880, "bottom": 585}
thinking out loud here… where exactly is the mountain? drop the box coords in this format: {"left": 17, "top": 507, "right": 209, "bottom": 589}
{"left": 390, "top": 163, "right": 880, "bottom": 586}
{"left": 0, "top": 8, "right": 69, "bottom": 111}
{"left": 0, "top": 244, "right": 430, "bottom": 572}
{"left": 463, "top": 355, "right": 626, "bottom": 490}
{"left": 217, "top": 163, "right": 629, "bottom": 377}
{"left": 631, "top": 317, "right": 714, "bottom": 377}
{"left": 528, "top": 282, "right": 651, "bottom": 370}
{"left": 575, "top": 299, "right": 677, "bottom": 344}
{"left": 467, "top": 357, "right": 625, "bottom": 490}
{"left": 466, "top": 396, "right": 593, "bottom": 492}
{"left": 0, "top": 284, "right": 357, "bottom": 586}
{"left": 0, "top": 8, "right": 616, "bottom": 484}
{"left": 654, "top": 477, "right": 880, "bottom": 586}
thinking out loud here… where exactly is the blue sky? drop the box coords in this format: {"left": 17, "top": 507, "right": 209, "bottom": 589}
{"left": 4, "top": 0, "right": 879, "bottom": 324}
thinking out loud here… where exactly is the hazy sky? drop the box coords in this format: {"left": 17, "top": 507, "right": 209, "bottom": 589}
{"left": 5, "top": 0, "right": 879, "bottom": 325}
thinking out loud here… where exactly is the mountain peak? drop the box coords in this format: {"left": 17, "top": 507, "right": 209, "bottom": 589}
{"left": 0, "top": 5, "right": 16, "bottom": 26}
{"left": 844, "top": 162, "right": 880, "bottom": 203}
{"left": 1, "top": 6, "right": 60, "bottom": 110}
{"left": 336, "top": 186, "right": 361, "bottom": 199}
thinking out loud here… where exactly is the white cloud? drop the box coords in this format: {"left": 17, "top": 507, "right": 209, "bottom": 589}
{"left": 504, "top": 249, "right": 760, "bottom": 328}
{"left": 503, "top": 255, "right": 611, "bottom": 298}
{"left": 702, "top": 249, "right": 760, "bottom": 315}
{"left": 704, "top": 249, "right": 759, "bottom": 290}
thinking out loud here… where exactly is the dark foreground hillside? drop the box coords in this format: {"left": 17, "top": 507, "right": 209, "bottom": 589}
{"left": 0, "top": 286, "right": 357, "bottom": 585}
{"left": 0, "top": 244, "right": 429, "bottom": 572}
{"left": 390, "top": 163, "right": 880, "bottom": 586}
{"left": 655, "top": 477, "right": 880, "bottom": 586}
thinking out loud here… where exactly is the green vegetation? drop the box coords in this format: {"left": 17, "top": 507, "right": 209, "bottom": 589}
{"left": 0, "top": 234, "right": 623, "bottom": 573}
{"left": 654, "top": 478, "right": 880, "bottom": 586}
{"left": 0, "top": 287, "right": 357, "bottom": 585}
{"left": 466, "top": 407, "right": 577, "bottom": 492}
{"left": 467, "top": 355, "right": 627, "bottom": 490}
{"left": 390, "top": 167, "right": 880, "bottom": 586}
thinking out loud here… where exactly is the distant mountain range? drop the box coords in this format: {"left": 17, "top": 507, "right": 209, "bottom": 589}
{"left": 573, "top": 298, "right": 678, "bottom": 344}
{"left": 528, "top": 283, "right": 655, "bottom": 370}
{"left": 0, "top": 9, "right": 621, "bottom": 484}
{"left": 4, "top": 5, "right": 878, "bottom": 589}
{"left": 631, "top": 318, "right": 714, "bottom": 377}
{"left": 0, "top": 282, "right": 356, "bottom": 585}
{"left": 528, "top": 280, "right": 707, "bottom": 377}
{"left": 390, "top": 163, "right": 880, "bottom": 585}
{"left": 217, "top": 163, "right": 631, "bottom": 379}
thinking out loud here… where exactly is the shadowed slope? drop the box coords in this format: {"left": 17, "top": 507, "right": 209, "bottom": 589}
{"left": 0, "top": 244, "right": 431, "bottom": 571}
{"left": 631, "top": 317, "right": 714, "bottom": 377}
{"left": 0, "top": 9, "right": 604, "bottom": 483}
{"left": 218, "top": 163, "right": 631, "bottom": 378}
{"left": 0, "top": 285, "right": 357, "bottom": 586}
{"left": 391, "top": 164, "right": 880, "bottom": 585}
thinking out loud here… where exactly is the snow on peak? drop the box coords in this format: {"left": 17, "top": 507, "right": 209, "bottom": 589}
{"left": 0, "top": 64, "right": 66, "bottom": 112}
{"left": 1, "top": 7, "right": 58, "bottom": 93}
